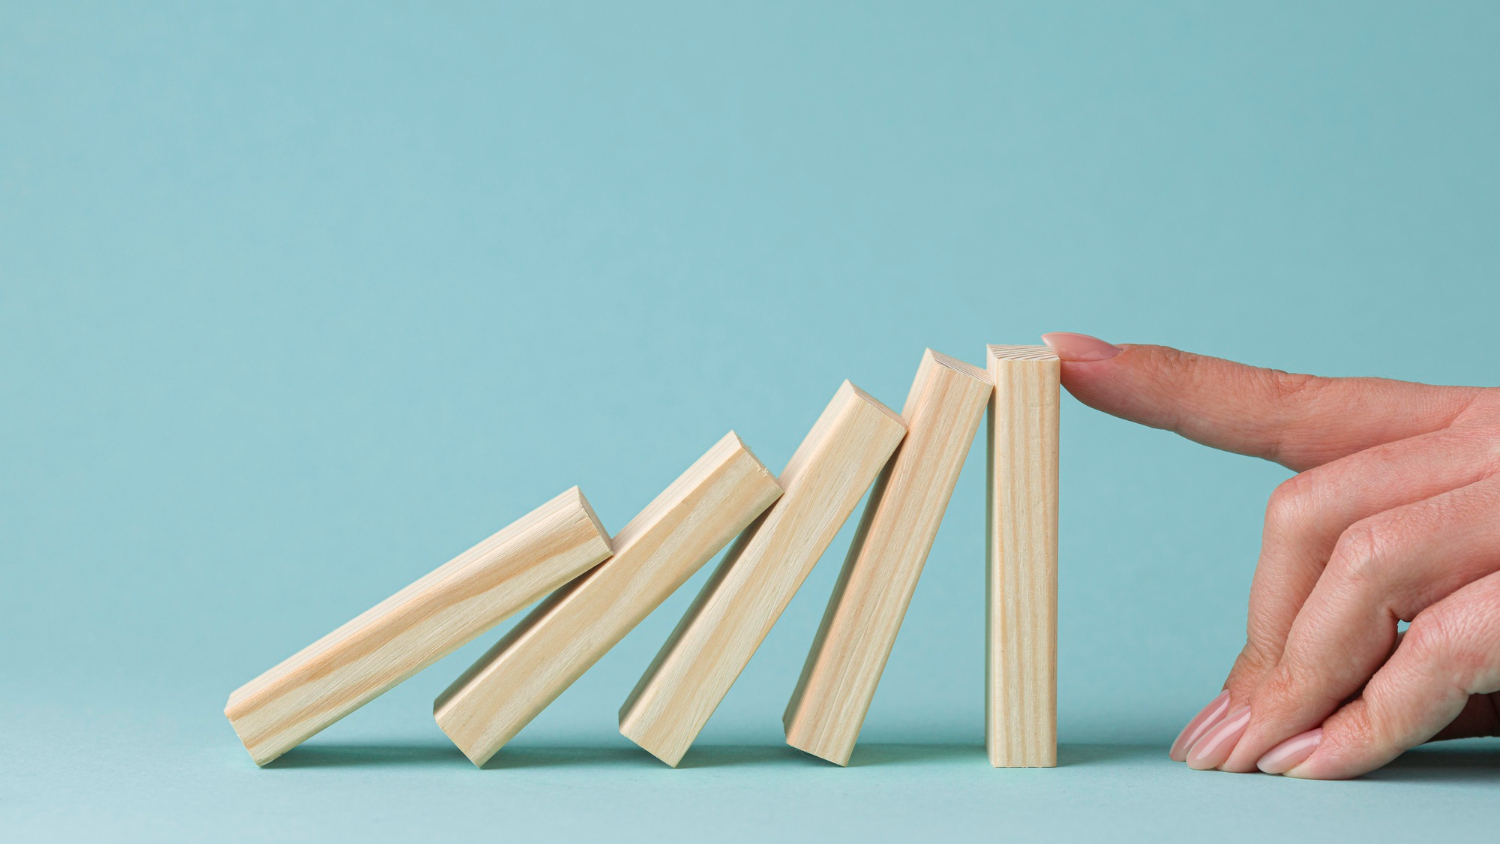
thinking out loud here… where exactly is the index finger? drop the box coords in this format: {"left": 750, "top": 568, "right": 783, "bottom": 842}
{"left": 1041, "top": 335, "right": 1482, "bottom": 471}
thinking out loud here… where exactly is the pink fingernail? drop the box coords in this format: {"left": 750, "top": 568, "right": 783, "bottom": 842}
{"left": 1256, "top": 728, "right": 1322, "bottom": 775}
{"left": 1186, "top": 705, "right": 1251, "bottom": 770}
{"left": 1041, "top": 332, "right": 1122, "bottom": 362}
{"left": 1169, "top": 690, "right": 1231, "bottom": 762}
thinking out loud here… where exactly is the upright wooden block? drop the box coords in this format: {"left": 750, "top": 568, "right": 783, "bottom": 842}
{"left": 225, "top": 487, "right": 612, "bottom": 766}
{"left": 783, "top": 350, "right": 992, "bottom": 765}
{"left": 985, "top": 344, "right": 1060, "bottom": 768}
{"left": 619, "top": 382, "right": 907, "bottom": 767}
{"left": 434, "top": 432, "right": 783, "bottom": 766}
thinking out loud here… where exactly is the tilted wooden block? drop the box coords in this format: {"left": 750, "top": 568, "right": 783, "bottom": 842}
{"left": 224, "top": 487, "right": 612, "bottom": 766}
{"left": 619, "top": 381, "right": 907, "bottom": 767}
{"left": 783, "top": 350, "right": 992, "bottom": 765}
{"left": 433, "top": 432, "right": 783, "bottom": 766}
{"left": 985, "top": 344, "right": 1060, "bottom": 768}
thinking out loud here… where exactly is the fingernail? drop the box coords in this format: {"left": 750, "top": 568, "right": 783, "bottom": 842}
{"left": 1186, "top": 705, "right": 1251, "bottom": 770}
{"left": 1256, "top": 728, "right": 1322, "bottom": 775}
{"left": 1169, "top": 690, "right": 1232, "bottom": 762}
{"left": 1041, "top": 332, "right": 1122, "bottom": 362}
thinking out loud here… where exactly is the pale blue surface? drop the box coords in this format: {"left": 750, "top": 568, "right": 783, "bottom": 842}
{"left": 2, "top": 2, "right": 1498, "bottom": 840}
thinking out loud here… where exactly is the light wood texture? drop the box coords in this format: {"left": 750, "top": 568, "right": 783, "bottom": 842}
{"left": 619, "top": 382, "right": 907, "bottom": 767}
{"left": 985, "top": 344, "right": 1060, "bottom": 768}
{"left": 434, "top": 432, "right": 783, "bottom": 766}
{"left": 783, "top": 350, "right": 992, "bottom": 765}
{"left": 224, "top": 487, "right": 612, "bottom": 766}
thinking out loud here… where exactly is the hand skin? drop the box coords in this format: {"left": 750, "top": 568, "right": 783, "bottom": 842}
{"left": 1041, "top": 333, "right": 1500, "bottom": 780}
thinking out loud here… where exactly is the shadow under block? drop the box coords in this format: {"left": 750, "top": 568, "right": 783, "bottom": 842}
{"left": 433, "top": 432, "right": 783, "bottom": 766}
{"left": 224, "top": 487, "right": 613, "bottom": 766}
{"left": 985, "top": 345, "right": 1060, "bottom": 768}
{"left": 619, "top": 381, "right": 907, "bottom": 767}
{"left": 783, "top": 350, "right": 993, "bottom": 765}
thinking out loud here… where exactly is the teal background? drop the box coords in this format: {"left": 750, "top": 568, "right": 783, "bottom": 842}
{"left": 3, "top": 1, "right": 1498, "bottom": 840}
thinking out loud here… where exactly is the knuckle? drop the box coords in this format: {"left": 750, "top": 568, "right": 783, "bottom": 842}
{"left": 1326, "top": 519, "right": 1399, "bottom": 593}
{"left": 1406, "top": 607, "right": 1487, "bottom": 690}
{"left": 1260, "top": 368, "right": 1327, "bottom": 404}
{"left": 1255, "top": 368, "right": 1328, "bottom": 465}
{"left": 1230, "top": 640, "right": 1275, "bottom": 678}
{"left": 1455, "top": 387, "right": 1500, "bottom": 420}
{"left": 1399, "top": 614, "right": 1447, "bottom": 664}
{"left": 1327, "top": 700, "right": 1380, "bottom": 749}
{"left": 1259, "top": 660, "right": 1307, "bottom": 707}
{"left": 1264, "top": 473, "right": 1322, "bottom": 536}
{"left": 1156, "top": 346, "right": 1210, "bottom": 391}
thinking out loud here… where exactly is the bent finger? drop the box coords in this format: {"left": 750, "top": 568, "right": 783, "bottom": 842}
{"left": 1222, "top": 476, "right": 1500, "bottom": 772}
{"left": 1270, "top": 569, "right": 1500, "bottom": 779}
{"left": 1226, "top": 432, "right": 1500, "bottom": 690}
{"left": 1172, "top": 431, "right": 1500, "bottom": 761}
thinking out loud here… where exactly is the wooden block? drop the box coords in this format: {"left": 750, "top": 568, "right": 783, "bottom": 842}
{"left": 619, "top": 381, "right": 907, "bottom": 767}
{"left": 783, "top": 350, "right": 992, "bottom": 765}
{"left": 985, "top": 344, "right": 1060, "bottom": 768}
{"left": 433, "top": 432, "right": 783, "bottom": 766}
{"left": 224, "top": 487, "right": 612, "bottom": 766}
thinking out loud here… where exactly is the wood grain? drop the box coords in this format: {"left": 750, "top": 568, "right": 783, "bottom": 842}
{"left": 434, "top": 432, "right": 783, "bottom": 766}
{"left": 618, "top": 382, "right": 907, "bottom": 767}
{"left": 985, "top": 344, "right": 1060, "bottom": 768}
{"left": 224, "top": 487, "right": 612, "bottom": 766}
{"left": 783, "top": 350, "right": 992, "bottom": 765}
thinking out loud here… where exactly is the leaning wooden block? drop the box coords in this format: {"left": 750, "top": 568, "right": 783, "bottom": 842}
{"left": 434, "top": 432, "right": 783, "bottom": 766}
{"left": 784, "top": 350, "right": 992, "bottom": 765}
{"left": 619, "top": 381, "right": 907, "bottom": 767}
{"left": 224, "top": 487, "right": 612, "bottom": 766}
{"left": 985, "top": 344, "right": 1060, "bottom": 768}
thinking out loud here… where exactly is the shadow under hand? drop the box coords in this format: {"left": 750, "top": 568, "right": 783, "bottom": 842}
{"left": 267, "top": 742, "right": 470, "bottom": 769}
{"left": 1056, "top": 743, "right": 1158, "bottom": 767}
{"left": 852, "top": 743, "right": 1159, "bottom": 768}
{"left": 1363, "top": 740, "right": 1500, "bottom": 784}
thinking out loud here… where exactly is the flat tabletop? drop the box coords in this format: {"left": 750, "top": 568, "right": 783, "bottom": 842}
{"left": 5, "top": 685, "right": 1497, "bottom": 843}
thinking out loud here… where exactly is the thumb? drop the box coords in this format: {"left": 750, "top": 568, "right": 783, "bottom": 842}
{"left": 1041, "top": 333, "right": 1479, "bottom": 471}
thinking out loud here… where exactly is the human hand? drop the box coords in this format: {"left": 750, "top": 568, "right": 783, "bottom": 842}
{"left": 1041, "top": 332, "right": 1500, "bottom": 779}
